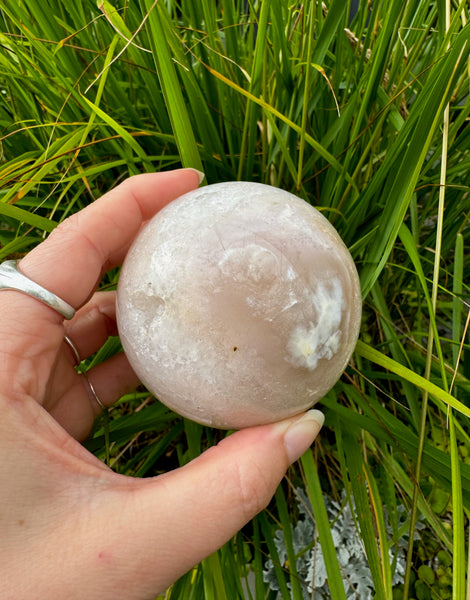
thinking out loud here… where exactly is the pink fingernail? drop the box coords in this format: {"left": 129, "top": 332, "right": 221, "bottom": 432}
{"left": 283, "top": 409, "right": 325, "bottom": 464}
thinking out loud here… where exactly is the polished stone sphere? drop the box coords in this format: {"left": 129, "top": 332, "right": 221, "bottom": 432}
{"left": 116, "top": 181, "right": 362, "bottom": 429}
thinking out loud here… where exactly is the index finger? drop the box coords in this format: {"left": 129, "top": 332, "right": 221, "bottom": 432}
{"left": 18, "top": 169, "right": 203, "bottom": 317}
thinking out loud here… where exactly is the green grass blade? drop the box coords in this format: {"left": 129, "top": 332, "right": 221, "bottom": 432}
{"left": 343, "top": 431, "right": 387, "bottom": 599}
{"left": 258, "top": 511, "right": 292, "bottom": 600}
{"left": 80, "top": 93, "right": 152, "bottom": 171}
{"left": 141, "top": 0, "right": 203, "bottom": 171}
{"left": 398, "top": 223, "right": 448, "bottom": 386}
{"left": 370, "top": 282, "right": 421, "bottom": 427}
{"left": 237, "top": 0, "right": 270, "bottom": 180}
{"left": 449, "top": 410, "right": 466, "bottom": 600}
{"left": 355, "top": 340, "right": 470, "bottom": 419}
{"left": 202, "top": 552, "right": 228, "bottom": 599}
{"left": 274, "top": 486, "right": 304, "bottom": 600}
{"left": 363, "top": 462, "right": 393, "bottom": 595}
{"left": 0, "top": 201, "right": 57, "bottom": 232}
{"left": 453, "top": 233, "right": 464, "bottom": 367}
{"left": 202, "top": 61, "right": 358, "bottom": 191}
{"left": 301, "top": 449, "right": 348, "bottom": 600}
{"left": 359, "top": 24, "right": 470, "bottom": 297}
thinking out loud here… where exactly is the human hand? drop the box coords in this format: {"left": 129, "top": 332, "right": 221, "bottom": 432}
{"left": 0, "top": 169, "right": 324, "bottom": 600}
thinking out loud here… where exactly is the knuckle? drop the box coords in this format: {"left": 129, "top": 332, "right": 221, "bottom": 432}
{"left": 229, "top": 459, "right": 273, "bottom": 522}
{"left": 51, "top": 211, "right": 82, "bottom": 237}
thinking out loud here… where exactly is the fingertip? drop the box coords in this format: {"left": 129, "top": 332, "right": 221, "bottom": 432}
{"left": 281, "top": 409, "right": 325, "bottom": 464}
{"left": 184, "top": 168, "right": 205, "bottom": 185}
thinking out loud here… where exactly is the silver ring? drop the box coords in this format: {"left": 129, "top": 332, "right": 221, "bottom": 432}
{"left": 64, "top": 335, "right": 105, "bottom": 411}
{"left": 85, "top": 374, "right": 106, "bottom": 411}
{"left": 0, "top": 260, "right": 76, "bottom": 320}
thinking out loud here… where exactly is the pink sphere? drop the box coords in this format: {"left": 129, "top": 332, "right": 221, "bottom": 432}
{"left": 117, "top": 182, "right": 361, "bottom": 429}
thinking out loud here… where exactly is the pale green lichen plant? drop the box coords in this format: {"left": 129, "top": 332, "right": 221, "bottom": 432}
{"left": 263, "top": 489, "right": 424, "bottom": 599}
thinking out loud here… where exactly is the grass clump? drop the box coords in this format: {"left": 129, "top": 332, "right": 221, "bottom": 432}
{"left": 1, "top": 1, "right": 470, "bottom": 598}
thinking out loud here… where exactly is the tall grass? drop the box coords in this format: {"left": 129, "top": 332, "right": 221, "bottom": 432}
{"left": 1, "top": 1, "right": 469, "bottom": 598}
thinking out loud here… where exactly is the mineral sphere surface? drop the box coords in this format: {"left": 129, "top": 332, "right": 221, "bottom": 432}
{"left": 117, "top": 181, "right": 362, "bottom": 429}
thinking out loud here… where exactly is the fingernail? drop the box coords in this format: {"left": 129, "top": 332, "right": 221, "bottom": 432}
{"left": 188, "top": 168, "right": 205, "bottom": 185}
{"left": 283, "top": 409, "right": 325, "bottom": 464}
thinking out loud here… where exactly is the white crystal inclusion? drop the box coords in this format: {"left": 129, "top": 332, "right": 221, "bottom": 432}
{"left": 287, "top": 279, "right": 343, "bottom": 370}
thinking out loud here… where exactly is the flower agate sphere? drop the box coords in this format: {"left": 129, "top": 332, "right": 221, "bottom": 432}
{"left": 116, "top": 182, "right": 361, "bottom": 429}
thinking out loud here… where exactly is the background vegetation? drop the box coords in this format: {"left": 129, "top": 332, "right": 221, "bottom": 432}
{"left": 1, "top": 0, "right": 469, "bottom": 598}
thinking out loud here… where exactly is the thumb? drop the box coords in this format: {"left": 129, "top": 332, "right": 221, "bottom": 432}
{"left": 98, "top": 410, "right": 324, "bottom": 598}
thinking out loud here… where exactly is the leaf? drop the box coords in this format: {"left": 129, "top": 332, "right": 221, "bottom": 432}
{"left": 301, "top": 450, "right": 348, "bottom": 600}
{"left": 0, "top": 201, "right": 57, "bottom": 232}
{"left": 141, "top": 0, "right": 204, "bottom": 172}
{"left": 355, "top": 340, "right": 470, "bottom": 420}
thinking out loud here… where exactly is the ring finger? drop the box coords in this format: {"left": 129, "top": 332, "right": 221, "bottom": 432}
{"left": 49, "top": 351, "right": 140, "bottom": 442}
{"left": 64, "top": 291, "right": 118, "bottom": 363}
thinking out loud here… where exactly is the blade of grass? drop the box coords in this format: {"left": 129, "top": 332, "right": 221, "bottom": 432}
{"left": 274, "top": 486, "right": 304, "bottom": 600}
{"left": 453, "top": 233, "right": 464, "bottom": 367}
{"left": 403, "top": 4, "right": 457, "bottom": 589}
{"left": 359, "top": 25, "right": 470, "bottom": 297}
{"left": 467, "top": 525, "right": 470, "bottom": 600}
{"left": 202, "top": 60, "right": 358, "bottom": 191}
{"left": 0, "top": 234, "right": 41, "bottom": 260}
{"left": 363, "top": 462, "right": 393, "bottom": 595}
{"left": 370, "top": 281, "right": 421, "bottom": 428}
{"left": 134, "top": 421, "right": 184, "bottom": 477}
{"left": 296, "top": 0, "right": 346, "bottom": 189}
{"left": 249, "top": 521, "right": 265, "bottom": 599}
{"left": 80, "top": 94, "right": 152, "bottom": 171}
{"left": 237, "top": 0, "right": 270, "bottom": 180}
{"left": 355, "top": 340, "right": 470, "bottom": 419}
{"left": 449, "top": 409, "right": 466, "bottom": 600}
{"left": 258, "top": 511, "right": 292, "bottom": 600}
{"left": 311, "top": 0, "right": 348, "bottom": 66}
{"left": 300, "top": 448, "right": 348, "bottom": 600}
{"left": 376, "top": 444, "right": 453, "bottom": 550}
{"left": 398, "top": 223, "right": 448, "bottom": 385}
{"left": 343, "top": 431, "right": 387, "bottom": 599}
{"left": 296, "top": 2, "right": 316, "bottom": 191}
{"left": 141, "top": 0, "right": 203, "bottom": 171}
{"left": 157, "top": 11, "right": 229, "bottom": 175}
{"left": 329, "top": 383, "right": 470, "bottom": 508}
{"left": 0, "top": 201, "right": 57, "bottom": 232}
{"left": 441, "top": 8, "right": 466, "bottom": 597}
{"left": 1, "top": 129, "right": 86, "bottom": 205}
{"left": 202, "top": 552, "right": 228, "bottom": 599}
